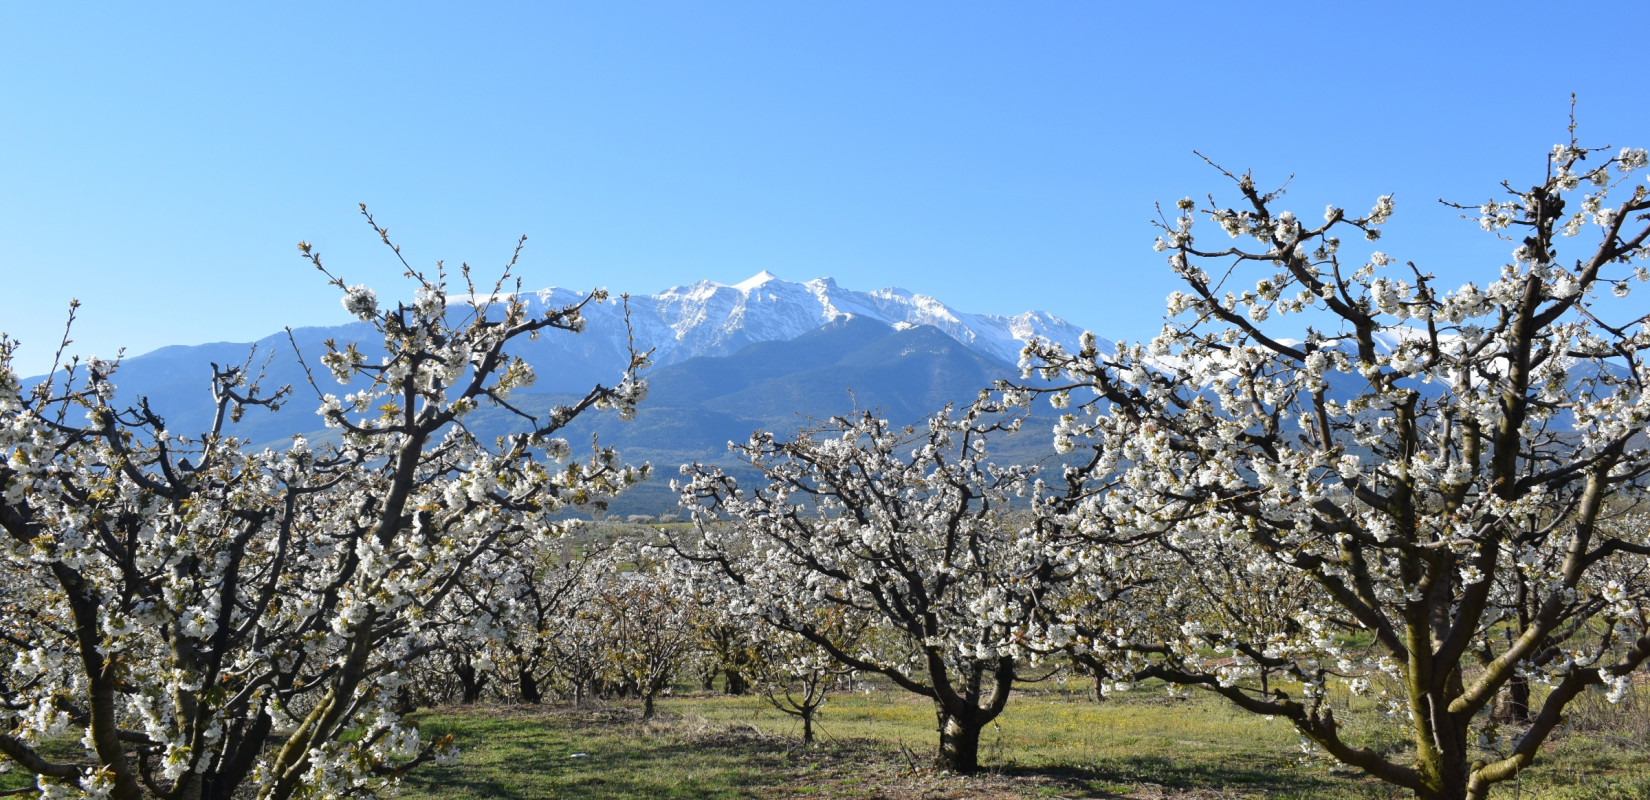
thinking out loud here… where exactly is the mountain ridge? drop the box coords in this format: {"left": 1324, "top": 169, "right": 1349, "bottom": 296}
{"left": 17, "top": 274, "right": 1093, "bottom": 515}
{"left": 486, "top": 270, "right": 1100, "bottom": 384}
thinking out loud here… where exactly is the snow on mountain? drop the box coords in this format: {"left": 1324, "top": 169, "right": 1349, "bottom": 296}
{"left": 523, "top": 271, "right": 1102, "bottom": 370}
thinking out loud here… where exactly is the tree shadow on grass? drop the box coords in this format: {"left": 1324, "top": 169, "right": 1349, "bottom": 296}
{"left": 402, "top": 707, "right": 1390, "bottom": 800}
{"left": 992, "top": 756, "right": 1366, "bottom": 799}
{"left": 403, "top": 711, "right": 798, "bottom": 799}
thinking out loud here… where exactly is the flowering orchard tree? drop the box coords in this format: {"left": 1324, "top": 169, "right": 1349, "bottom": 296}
{"left": 745, "top": 611, "right": 867, "bottom": 746}
{"left": 409, "top": 535, "right": 616, "bottom": 706}
{"left": 534, "top": 582, "right": 624, "bottom": 708}
{"left": 0, "top": 215, "right": 648, "bottom": 800}
{"left": 665, "top": 406, "right": 1079, "bottom": 774}
{"left": 588, "top": 564, "right": 698, "bottom": 720}
{"left": 663, "top": 557, "right": 866, "bottom": 743}
{"left": 685, "top": 601, "right": 764, "bottom": 696}
{"left": 1013, "top": 136, "right": 1650, "bottom": 800}
{"left": 489, "top": 540, "right": 615, "bottom": 705}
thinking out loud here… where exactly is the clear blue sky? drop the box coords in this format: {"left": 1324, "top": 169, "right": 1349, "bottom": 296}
{"left": 3, "top": 2, "right": 1646, "bottom": 377}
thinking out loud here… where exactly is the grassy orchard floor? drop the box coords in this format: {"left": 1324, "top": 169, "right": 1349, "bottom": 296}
{"left": 2, "top": 684, "right": 1642, "bottom": 798}
{"left": 398, "top": 684, "right": 1650, "bottom": 800}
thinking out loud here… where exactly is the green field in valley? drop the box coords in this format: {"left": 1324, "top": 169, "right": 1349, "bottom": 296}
{"left": 397, "top": 683, "right": 1650, "bottom": 800}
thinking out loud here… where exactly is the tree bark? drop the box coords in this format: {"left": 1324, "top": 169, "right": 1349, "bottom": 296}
{"left": 936, "top": 713, "right": 982, "bottom": 774}
{"left": 724, "top": 669, "right": 749, "bottom": 695}
{"left": 1492, "top": 677, "right": 1530, "bottom": 724}
{"left": 1414, "top": 729, "right": 1472, "bottom": 800}
{"left": 455, "top": 659, "right": 486, "bottom": 704}
{"left": 518, "top": 668, "right": 542, "bottom": 705}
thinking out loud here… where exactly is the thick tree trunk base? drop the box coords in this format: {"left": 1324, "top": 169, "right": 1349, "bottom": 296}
{"left": 518, "top": 670, "right": 542, "bottom": 705}
{"left": 725, "top": 670, "right": 749, "bottom": 695}
{"left": 937, "top": 716, "right": 982, "bottom": 774}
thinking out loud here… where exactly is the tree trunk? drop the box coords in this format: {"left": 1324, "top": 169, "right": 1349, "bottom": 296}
{"left": 642, "top": 692, "right": 657, "bottom": 721}
{"left": 518, "top": 668, "right": 542, "bottom": 705}
{"left": 453, "top": 655, "right": 486, "bottom": 704}
{"left": 1492, "top": 676, "right": 1531, "bottom": 723}
{"left": 1424, "top": 783, "right": 1471, "bottom": 800}
{"left": 392, "top": 686, "right": 418, "bottom": 714}
{"left": 176, "top": 774, "right": 203, "bottom": 800}
{"left": 457, "top": 664, "right": 486, "bottom": 704}
{"left": 1415, "top": 732, "right": 1473, "bottom": 800}
{"left": 936, "top": 713, "right": 982, "bottom": 774}
{"left": 801, "top": 707, "right": 815, "bottom": 746}
{"left": 724, "top": 669, "right": 749, "bottom": 695}
{"left": 203, "top": 712, "right": 273, "bottom": 800}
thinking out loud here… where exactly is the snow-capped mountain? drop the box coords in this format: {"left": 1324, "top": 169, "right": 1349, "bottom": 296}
{"left": 30, "top": 273, "right": 1098, "bottom": 459}
{"left": 520, "top": 270, "right": 1098, "bottom": 372}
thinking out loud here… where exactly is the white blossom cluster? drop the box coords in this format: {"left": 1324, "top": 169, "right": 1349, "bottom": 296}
{"left": 659, "top": 405, "right": 1125, "bottom": 772}
{"left": 1008, "top": 139, "right": 1650, "bottom": 798}
{"left": 1, "top": 234, "right": 648, "bottom": 799}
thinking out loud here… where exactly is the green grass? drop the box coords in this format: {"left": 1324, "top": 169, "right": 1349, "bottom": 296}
{"left": 6, "top": 683, "right": 1645, "bottom": 798}
{"left": 672, "top": 685, "right": 1322, "bottom": 786}
{"left": 398, "top": 707, "right": 789, "bottom": 799}
{"left": 396, "top": 687, "right": 1381, "bottom": 799}
{"left": 396, "top": 683, "right": 1650, "bottom": 800}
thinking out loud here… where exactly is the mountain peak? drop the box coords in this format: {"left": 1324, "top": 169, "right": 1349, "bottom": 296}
{"left": 732, "top": 270, "right": 783, "bottom": 291}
